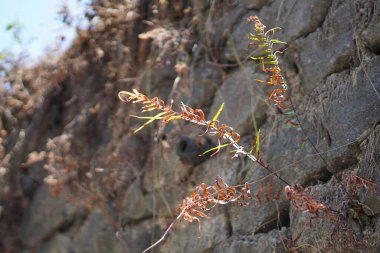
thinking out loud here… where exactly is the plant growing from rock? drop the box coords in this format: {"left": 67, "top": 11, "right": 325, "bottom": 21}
{"left": 119, "top": 16, "right": 379, "bottom": 253}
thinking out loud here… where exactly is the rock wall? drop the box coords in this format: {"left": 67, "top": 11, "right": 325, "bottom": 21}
{"left": 1, "top": 0, "right": 379, "bottom": 252}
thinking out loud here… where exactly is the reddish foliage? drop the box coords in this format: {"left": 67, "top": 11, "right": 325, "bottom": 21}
{"left": 284, "top": 185, "right": 328, "bottom": 215}
{"left": 177, "top": 176, "right": 281, "bottom": 224}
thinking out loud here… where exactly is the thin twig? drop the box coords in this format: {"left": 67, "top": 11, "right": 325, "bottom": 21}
{"left": 142, "top": 208, "right": 187, "bottom": 253}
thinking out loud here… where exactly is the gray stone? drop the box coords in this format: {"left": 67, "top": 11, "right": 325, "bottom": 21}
{"left": 117, "top": 134, "right": 147, "bottom": 169}
{"left": 188, "top": 51, "right": 222, "bottom": 109}
{"left": 357, "top": 0, "right": 380, "bottom": 54}
{"left": 225, "top": 0, "right": 332, "bottom": 61}
{"left": 72, "top": 211, "right": 116, "bottom": 253}
{"left": 142, "top": 54, "right": 177, "bottom": 101}
{"left": 160, "top": 213, "right": 229, "bottom": 253}
{"left": 360, "top": 22, "right": 380, "bottom": 54}
{"left": 120, "top": 181, "right": 152, "bottom": 221}
{"left": 289, "top": 181, "right": 363, "bottom": 253}
{"left": 239, "top": 0, "right": 269, "bottom": 10}
{"left": 21, "top": 186, "right": 84, "bottom": 247}
{"left": 39, "top": 234, "right": 71, "bottom": 253}
{"left": 191, "top": 146, "right": 242, "bottom": 187}
{"left": 297, "top": 0, "right": 356, "bottom": 93}
{"left": 255, "top": 117, "right": 330, "bottom": 186}
{"left": 114, "top": 221, "right": 161, "bottom": 253}
{"left": 223, "top": 12, "right": 258, "bottom": 62}
{"left": 227, "top": 153, "right": 290, "bottom": 236}
{"left": 142, "top": 129, "right": 193, "bottom": 192}
{"left": 207, "top": 4, "right": 248, "bottom": 49}
{"left": 260, "top": 0, "right": 332, "bottom": 41}
{"left": 207, "top": 64, "right": 267, "bottom": 137}
{"left": 176, "top": 136, "right": 214, "bottom": 166}
{"left": 305, "top": 56, "right": 380, "bottom": 172}
{"left": 214, "top": 228, "right": 288, "bottom": 253}
{"left": 363, "top": 216, "right": 380, "bottom": 253}
{"left": 362, "top": 195, "right": 380, "bottom": 216}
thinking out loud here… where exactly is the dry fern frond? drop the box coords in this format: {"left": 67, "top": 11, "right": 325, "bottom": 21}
{"left": 248, "top": 16, "right": 299, "bottom": 126}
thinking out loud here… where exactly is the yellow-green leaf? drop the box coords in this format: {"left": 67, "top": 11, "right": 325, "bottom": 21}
{"left": 210, "top": 103, "right": 224, "bottom": 127}
{"left": 250, "top": 55, "right": 275, "bottom": 61}
{"left": 254, "top": 49, "right": 272, "bottom": 56}
{"left": 200, "top": 143, "right": 230, "bottom": 156}
{"left": 255, "top": 128, "right": 261, "bottom": 155}
{"left": 270, "top": 39, "right": 287, "bottom": 45}
{"left": 261, "top": 61, "right": 278, "bottom": 65}
{"left": 248, "top": 128, "right": 261, "bottom": 154}
{"left": 133, "top": 111, "right": 168, "bottom": 133}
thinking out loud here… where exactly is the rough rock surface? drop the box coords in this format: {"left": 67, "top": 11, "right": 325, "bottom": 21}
{"left": 0, "top": 0, "right": 379, "bottom": 253}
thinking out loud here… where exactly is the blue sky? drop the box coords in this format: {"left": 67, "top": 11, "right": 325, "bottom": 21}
{"left": 0, "top": 0, "right": 89, "bottom": 62}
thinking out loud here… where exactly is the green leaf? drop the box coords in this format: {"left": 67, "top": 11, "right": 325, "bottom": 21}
{"left": 210, "top": 103, "right": 224, "bottom": 127}
{"left": 254, "top": 49, "right": 272, "bottom": 56}
{"left": 250, "top": 54, "right": 275, "bottom": 61}
{"left": 261, "top": 61, "right": 278, "bottom": 65}
{"left": 248, "top": 128, "right": 261, "bottom": 154}
{"left": 255, "top": 128, "right": 261, "bottom": 156}
{"left": 200, "top": 143, "right": 230, "bottom": 156}
{"left": 270, "top": 39, "right": 287, "bottom": 45}
{"left": 133, "top": 111, "right": 168, "bottom": 133}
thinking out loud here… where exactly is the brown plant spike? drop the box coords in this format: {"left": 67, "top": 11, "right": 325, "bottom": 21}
{"left": 118, "top": 89, "right": 242, "bottom": 157}
{"left": 177, "top": 176, "right": 282, "bottom": 225}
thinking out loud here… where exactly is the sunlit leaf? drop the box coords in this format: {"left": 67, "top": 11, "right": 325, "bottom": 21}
{"left": 270, "top": 39, "right": 287, "bottom": 45}
{"left": 248, "top": 128, "right": 261, "bottom": 154}
{"left": 133, "top": 111, "right": 168, "bottom": 133}
{"left": 257, "top": 43, "right": 269, "bottom": 47}
{"left": 255, "top": 128, "right": 261, "bottom": 156}
{"left": 254, "top": 49, "right": 272, "bottom": 56}
{"left": 250, "top": 55, "right": 274, "bottom": 61}
{"left": 261, "top": 61, "right": 278, "bottom": 65}
{"left": 210, "top": 103, "right": 224, "bottom": 127}
{"left": 200, "top": 143, "right": 230, "bottom": 156}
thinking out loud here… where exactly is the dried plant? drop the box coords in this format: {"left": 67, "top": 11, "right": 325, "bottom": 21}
{"left": 284, "top": 184, "right": 328, "bottom": 215}
{"left": 342, "top": 172, "right": 379, "bottom": 196}
{"left": 178, "top": 176, "right": 281, "bottom": 224}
